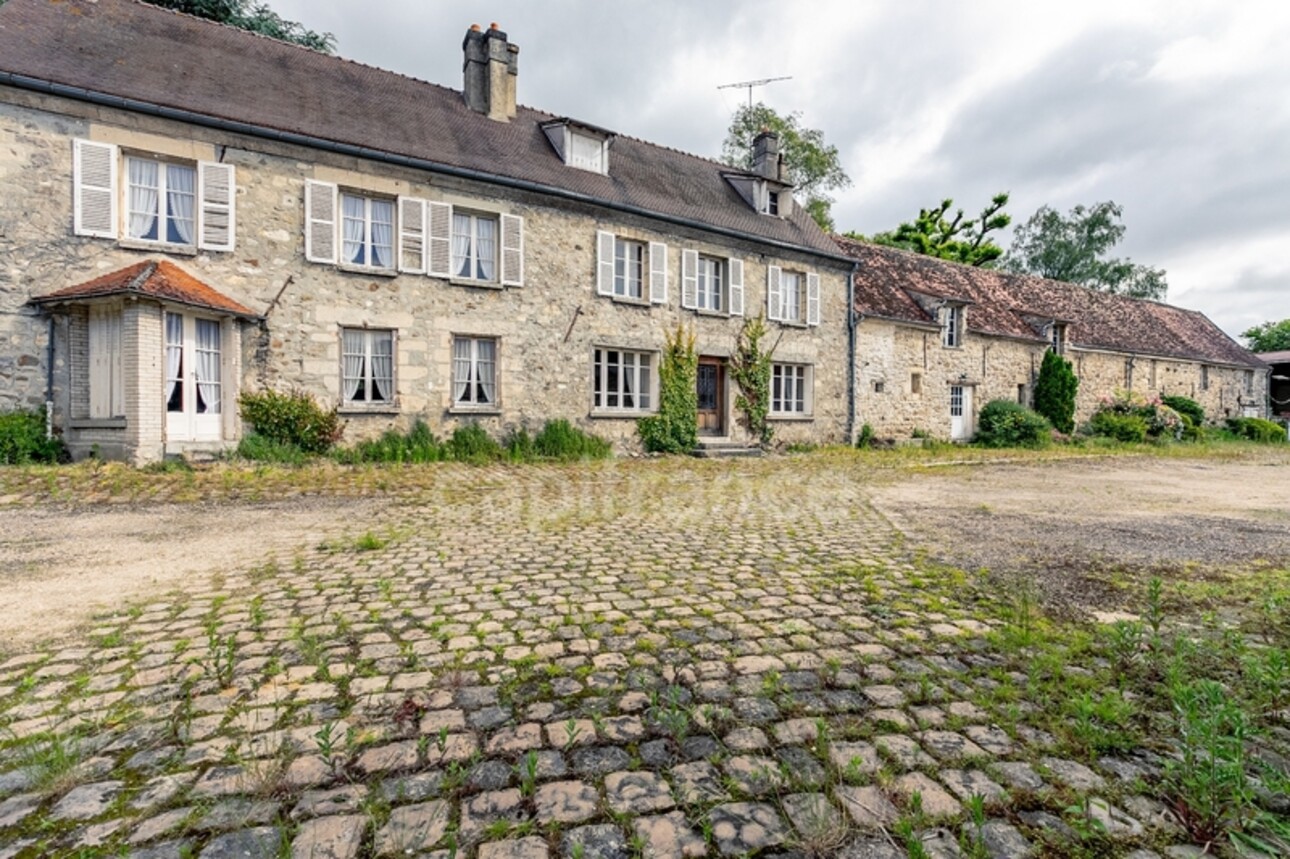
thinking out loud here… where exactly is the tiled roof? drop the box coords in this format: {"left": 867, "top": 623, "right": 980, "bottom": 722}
{"left": 29, "top": 260, "right": 259, "bottom": 318}
{"left": 0, "top": 0, "right": 843, "bottom": 260}
{"left": 1257, "top": 350, "right": 1290, "bottom": 364}
{"left": 833, "top": 235, "right": 1266, "bottom": 369}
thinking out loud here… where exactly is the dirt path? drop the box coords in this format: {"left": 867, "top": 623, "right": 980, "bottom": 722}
{"left": 0, "top": 497, "right": 384, "bottom": 651}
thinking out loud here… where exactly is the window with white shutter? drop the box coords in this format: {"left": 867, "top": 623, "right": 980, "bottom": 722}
{"left": 596, "top": 231, "right": 616, "bottom": 296}
{"left": 304, "top": 179, "right": 338, "bottom": 264}
{"left": 648, "top": 241, "right": 668, "bottom": 304}
{"left": 397, "top": 196, "right": 427, "bottom": 273}
{"left": 767, "top": 265, "right": 783, "bottom": 322}
{"left": 806, "top": 272, "right": 821, "bottom": 327}
{"left": 500, "top": 214, "right": 524, "bottom": 287}
{"left": 427, "top": 201, "right": 452, "bottom": 278}
{"left": 73, "top": 140, "right": 118, "bottom": 239}
{"left": 681, "top": 249, "right": 699, "bottom": 310}
{"left": 197, "top": 161, "right": 235, "bottom": 251}
{"left": 728, "top": 258, "right": 745, "bottom": 317}
{"left": 88, "top": 305, "right": 124, "bottom": 418}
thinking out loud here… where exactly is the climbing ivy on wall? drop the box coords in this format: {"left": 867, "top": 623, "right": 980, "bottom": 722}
{"left": 730, "top": 315, "right": 776, "bottom": 446}
{"left": 637, "top": 323, "right": 698, "bottom": 453}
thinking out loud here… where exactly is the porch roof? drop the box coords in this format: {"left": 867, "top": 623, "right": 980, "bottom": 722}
{"left": 29, "top": 260, "right": 259, "bottom": 319}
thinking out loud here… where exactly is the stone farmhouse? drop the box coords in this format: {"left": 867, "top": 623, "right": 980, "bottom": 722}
{"left": 0, "top": 0, "right": 1268, "bottom": 463}
{"left": 834, "top": 236, "right": 1268, "bottom": 440}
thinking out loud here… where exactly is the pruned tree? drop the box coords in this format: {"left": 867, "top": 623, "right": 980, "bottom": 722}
{"left": 1241, "top": 319, "right": 1290, "bottom": 353}
{"left": 722, "top": 103, "right": 851, "bottom": 232}
{"left": 141, "top": 0, "right": 335, "bottom": 52}
{"left": 1003, "top": 201, "right": 1167, "bottom": 301}
{"left": 847, "top": 193, "right": 1011, "bottom": 267}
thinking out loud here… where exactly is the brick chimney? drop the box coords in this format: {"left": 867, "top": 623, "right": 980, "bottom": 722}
{"left": 751, "top": 129, "right": 782, "bottom": 180}
{"left": 463, "top": 23, "right": 518, "bottom": 122}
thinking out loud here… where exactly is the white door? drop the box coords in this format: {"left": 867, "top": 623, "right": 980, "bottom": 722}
{"left": 950, "top": 384, "right": 973, "bottom": 441}
{"left": 165, "top": 312, "right": 223, "bottom": 442}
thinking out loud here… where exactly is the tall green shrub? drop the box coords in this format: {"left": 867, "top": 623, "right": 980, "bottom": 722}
{"left": 1034, "top": 349, "right": 1078, "bottom": 433}
{"left": 1225, "top": 417, "right": 1287, "bottom": 443}
{"left": 729, "top": 315, "right": 775, "bottom": 445}
{"left": 1162, "top": 395, "right": 1205, "bottom": 427}
{"left": 238, "top": 389, "right": 342, "bottom": 454}
{"left": 637, "top": 324, "right": 698, "bottom": 453}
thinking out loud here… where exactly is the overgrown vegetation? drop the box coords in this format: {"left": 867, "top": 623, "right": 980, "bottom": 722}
{"left": 0, "top": 407, "right": 65, "bottom": 465}
{"left": 974, "top": 399, "right": 1050, "bottom": 448}
{"left": 1033, "top": 349, "right": 1078, "bottom": 433}
{"left": 637, "top": 323, "right": 698, "bottom": 454}
{"left": 1225, "top": 416, "right": 1287, "bottom": 443}
{"left": 238, "top": 388, "right": 342, "bottom": 454}
{"left": 729, "top": 315, "right": 776, "bottom": 446}
{"left": 1087, "top": 390, "right": 1190, "bottom": 443}
{"left": 1161, "top": 394, "right": 1205, "bottom": 428}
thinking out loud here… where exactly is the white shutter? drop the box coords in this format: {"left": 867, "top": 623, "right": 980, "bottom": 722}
{"left": 88, "top": 306, "right": 122, "bottom": 418}
{"left": 648, "top": 241, "right": 668, "bottom": 304}
{"left": 806, "top": 272, "right": 821, "bottom": 326}
{"left": 767, "top": 265, "right": 783, "bottom": 322}
{"left": 500, "top": 213, "right": 524, "bottom": 286}
{"left": 681, "top": 249, "right": 699, "bottom": 310}
{"left": 397, "top": 196, "right": 427, "bottom": 273}
{"left": 73, "top": 139, "right": 118, "bottom": 238}
{"left": 304, "top": 179, "right": 337, "bottom": 264}
{"left": 596, "top": 230, "right": 615, "bottom": 296}
{"left": 728, "top": 258, "right": 744, "bottom": 317}
{"left": 427, "top": 201, "right": 452, "bottom": 277}
{"left": 197, "top": 161, "right": 235, "bottom": 252}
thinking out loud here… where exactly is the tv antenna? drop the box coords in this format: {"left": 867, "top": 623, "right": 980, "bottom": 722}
{"left": 718, "top": 76, "right": 792, "bottom": 108}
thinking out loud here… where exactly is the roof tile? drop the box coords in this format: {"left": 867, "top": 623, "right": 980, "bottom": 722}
{"left": 30, "top": 260, "right": 258, "bottom": 317}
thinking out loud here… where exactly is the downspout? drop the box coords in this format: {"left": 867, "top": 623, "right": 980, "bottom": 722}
{"left": 846, "top": 260, "right": 860, "bottom": 442}
{"left": 45, "top": 315, "right": 55, "bottom": 440}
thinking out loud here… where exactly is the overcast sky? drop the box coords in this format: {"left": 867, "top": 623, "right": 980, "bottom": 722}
{"left": 272, "top": 0, "right": 1288, "bottom": 341}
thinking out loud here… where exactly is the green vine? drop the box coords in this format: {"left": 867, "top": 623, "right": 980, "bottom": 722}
{"left": 637, "top": 323, "right": 698, "bottom": 453}
{"left": 730, "top": 315, "right": 776, "bottom": 446}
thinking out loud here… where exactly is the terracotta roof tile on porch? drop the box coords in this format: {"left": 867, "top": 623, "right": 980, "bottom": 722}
{"left": 29, "top": 260, "right": 258, "bottom": 319}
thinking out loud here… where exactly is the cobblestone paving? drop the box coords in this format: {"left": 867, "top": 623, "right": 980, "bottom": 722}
{"left": 0, "top": 458, "right": 1278, "bottom": 857}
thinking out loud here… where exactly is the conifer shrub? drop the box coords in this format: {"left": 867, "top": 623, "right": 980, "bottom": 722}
{"left": 975, "top": 399, "right": 1051, "bottom": 448}
{"left": 238, "top": 388, "right": 342, "bottom": 454}
{"left": 1034, "top": 349, "right": 1078, "bottom": 433}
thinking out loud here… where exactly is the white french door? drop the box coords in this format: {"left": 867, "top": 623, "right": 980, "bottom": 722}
{"left": 949, "top": 384, "right": 973, "bottom": 441}
{"left": 165, "top": 312, "right": 223, "bottom": 441}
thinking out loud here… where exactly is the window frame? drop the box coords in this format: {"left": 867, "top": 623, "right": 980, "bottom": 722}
{"left": 770, "top": 362, "right": 811, "bottom": 417}
{"left": 613, "top": 238, "right": 647, "bottom": 300}
{"left": 943, "top": 305, "right": 964, "bottom": 348}
{"left": 340, "top": 327, "right": 397, "bottom": 409}
{"left": 340, "top": 191, "right": 396, "bottom": 271}
{"left": 451, "top": 335, "right": 500, "bottom": 411}
{"left": 124, "top": 154, "right": 198, "bottom": 248}
{"left": 450, "top": 210, "right": 500, "bottom": 282}
{"left": 1049, "top": 323, "right": 1065, "bottom": 354}
{"left": 591, "top": 347, "right": 655, "bottom": 415}
{"left": 696, "top": 255, "right": 725, "bottom": 313}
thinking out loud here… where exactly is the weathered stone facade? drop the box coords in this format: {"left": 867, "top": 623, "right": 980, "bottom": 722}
{"left": 0, "top": 90, "right": 852, "bottom": 462}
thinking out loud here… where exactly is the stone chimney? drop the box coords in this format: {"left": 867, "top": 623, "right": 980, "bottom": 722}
{"left": 463, "top": 23, "right": 519, "bottom": 122}
{"left": 751, "top": 129, "right": 782, "bottom": 180}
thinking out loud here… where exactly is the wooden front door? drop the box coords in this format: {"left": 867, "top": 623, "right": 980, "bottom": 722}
{"left": 697, "top": 358, "right": 725, "bottom": 436}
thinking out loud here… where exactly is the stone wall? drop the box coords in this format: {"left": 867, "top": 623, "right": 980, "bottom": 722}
{"left": 0, "top": 89, "right": 854, "bottom": 459}
{"left": 1071, "top": 349, "right": 1267, "bottom": 423}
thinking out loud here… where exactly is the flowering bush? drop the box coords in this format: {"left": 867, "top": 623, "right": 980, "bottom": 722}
{"left": 1088, "top": 389, "right": 1185, "bottom": 441}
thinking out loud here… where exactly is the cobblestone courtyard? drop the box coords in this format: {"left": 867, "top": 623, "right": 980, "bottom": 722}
{"left": 0, "top": 453, "right": 1287, "bottom": 858}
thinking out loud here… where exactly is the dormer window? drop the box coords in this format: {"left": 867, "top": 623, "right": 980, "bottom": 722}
{"left": 942, "top": 304, "right": 964, "bottom": 348}
{"left": 542, "top": 120, "right": 613, "bottom": 175}
{"left": 1049, "top": 323, "right": 1066, "bottom": 354}
{"left": 763, "top": 190, "right": 779, "bottom": 216}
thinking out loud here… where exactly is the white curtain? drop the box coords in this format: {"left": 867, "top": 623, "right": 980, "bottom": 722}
{"left": 476, "top": 218, "right": 496, "bottom": 281}
{"left": 342, "top": 195, "right": 365, "bottom": 265}
{"left": 453, "top": 338, "right": 472, "bottom": 402}
{"left": 194, "top": 319, "right": 221, "bottom": 414}
{"left": 371, "top": 200, "right": 394, "bottom": 269}
{"left": 452, "top": 213, "right": 472, "bottom": 278}
{"left": 370, "top": 332, "right": 393, "bottom": 402}
{"left": 476, "top": 339, "right": 495, "bottom": 404}
{"left": 342, "top": 329, "right": 365, "bottom": 402}
{"left": 128, "top": 159, "right": 159, "bottom": 240}
{"left": 166, "top": 164, "right": 195, "bottom": 245}
{"left": 622, "top": 352, "right": 635, "bottom": 408}
{"left": 165, "top": 313, "right": 183, "bottom": 408}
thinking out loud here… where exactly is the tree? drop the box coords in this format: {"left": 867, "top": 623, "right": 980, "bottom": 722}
{"left": 1034, "top": 349, "right": 1078, "bottom": 434}
{"left": 1241, "top": 319, "right": 1290, "bottom": 353}
{"left": 1003, "top": 201, "right": 1167, "bottom": 301}
{"left": 850, "top": 193, "right": 1011, "bottom": 267}
{"left": 141, "top": 0, "right": 335, "bottom": 52}
{"left": 722, "top": 103, "right": 850, "bottom": 232}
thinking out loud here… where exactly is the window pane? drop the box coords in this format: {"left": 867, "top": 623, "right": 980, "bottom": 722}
{"left": 342, "top": 194, "right": 366, "bottom": 266}
{"left": 127, "top": 159, "right": 160, "bottom": 241}
{"left": 370, "top": 200, "right": 394, "bottom": 269}
{"left": 475, "top": 217, "right": 496, "bottom": 280}
{"left": 165, "top": 164, "right": 196, "bottom": 245}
